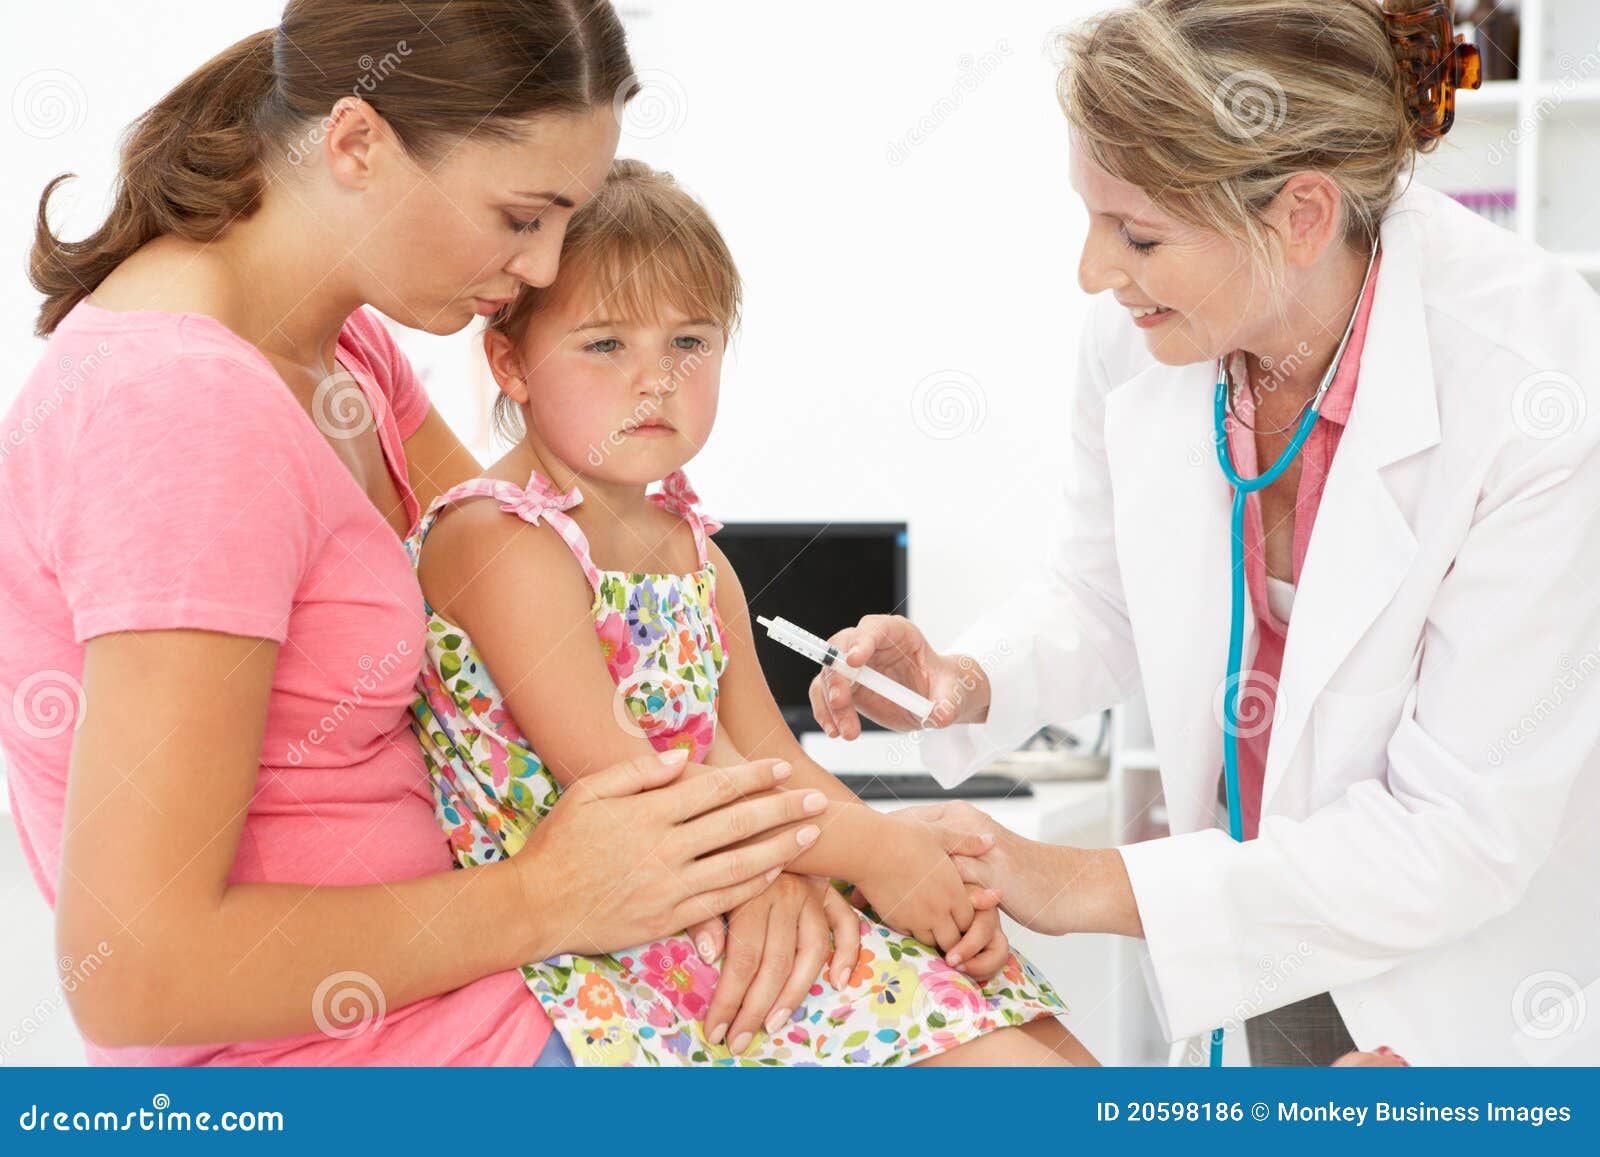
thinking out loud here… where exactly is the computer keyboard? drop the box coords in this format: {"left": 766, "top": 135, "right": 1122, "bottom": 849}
{"left": 834, "top": 772, "right": 1032, "bottom": 801}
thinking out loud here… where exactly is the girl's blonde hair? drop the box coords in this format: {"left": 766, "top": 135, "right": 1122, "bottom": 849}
{"left": 488, "top": 158, "right": 742, "bottom": 445}
{"left": 1058, "top": 0, "right": 1427, "bottom": 275}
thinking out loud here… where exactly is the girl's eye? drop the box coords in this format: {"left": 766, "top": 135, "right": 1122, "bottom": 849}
{"left": 586, "top": 338, "right": 620, "bottom": 354}
{"left": 1122, "top": 231, "right": 1158, "bottom": 255}
{"left": 507, "top": 215, "right": 543, "bottom": 235}
{"left": 673, "top": 335, "right": 709, "bottom": 352}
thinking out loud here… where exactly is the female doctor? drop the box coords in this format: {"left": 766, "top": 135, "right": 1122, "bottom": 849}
{"left": 815, "top": 0, "right": 1600, "bottom": 1065}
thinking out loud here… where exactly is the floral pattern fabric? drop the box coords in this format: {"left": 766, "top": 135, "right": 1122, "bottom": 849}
{"left": 405, "top": 468, "right": 1068, "bottom": 1065}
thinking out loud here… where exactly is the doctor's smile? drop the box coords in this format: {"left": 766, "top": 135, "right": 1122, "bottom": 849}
{"left": 1, "top": 0, "right": 1596, "bottom": 1096}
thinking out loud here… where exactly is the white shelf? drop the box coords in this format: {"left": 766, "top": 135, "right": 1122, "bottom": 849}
{"left": 1417, "top": 0, "right": 1600, "bottom": 280}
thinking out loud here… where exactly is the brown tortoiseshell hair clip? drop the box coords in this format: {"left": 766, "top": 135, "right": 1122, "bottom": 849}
{"left": 1382, "top": 0, "right": 1483, "bottom": 140}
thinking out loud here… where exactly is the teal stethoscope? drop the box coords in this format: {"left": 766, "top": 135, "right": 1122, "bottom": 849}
{"left": 1206, "top": 239, "right": 1379, "bottom": 1067}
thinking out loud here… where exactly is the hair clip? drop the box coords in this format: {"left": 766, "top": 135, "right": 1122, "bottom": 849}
{"left": 1382, "top": 0, "right": 1483, "bottom": 140}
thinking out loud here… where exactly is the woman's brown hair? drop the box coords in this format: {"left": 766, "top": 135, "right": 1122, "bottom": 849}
{"left": 29, "top": 0, "right": 637, "bottom": 336}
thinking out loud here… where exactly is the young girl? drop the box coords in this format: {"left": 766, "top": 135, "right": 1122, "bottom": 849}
{"left": 406, "top": 159, "right": 1070, "bottom": 1066}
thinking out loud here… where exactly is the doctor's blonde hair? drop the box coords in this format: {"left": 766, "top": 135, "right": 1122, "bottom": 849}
{"left": 1058, "top": 0, "right": 1425, "bottom": 275}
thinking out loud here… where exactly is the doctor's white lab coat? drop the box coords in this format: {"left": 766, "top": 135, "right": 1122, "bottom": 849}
{"left": 920, "top": 184, "right": 1600, "bottom": 1065}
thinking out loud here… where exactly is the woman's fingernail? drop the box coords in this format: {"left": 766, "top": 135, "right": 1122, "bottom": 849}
{"left": 796, "top": 824, "right": 821, "bottom": 846}
{"left": 731, "top": 1032, "right": 752, "bottom": 1055}
{"left": 946, "top": 953, "right": 962, "bottom": 967}
{"left": 773, "top": 761, "right": 792, "bottom": 780}
{"left": 709, "top": 1022, "right": 728, "bottom": 1045}
{"left": 825, "top": 727, "right": 837, "bottom": 738}
{"left": 764, "top": 1008, "right": 791, "bottom": 1034}
{"left": 765, "top": 867, "right": 783, "bottom": 882}
{"left": 802, "top": 791, "right": 827, "bottom": 814}
{"left": 697, "top": 936, "right": 715, "bottom": 961}
{"left": 661, "top": 749, "right": 688, "bottom": 765}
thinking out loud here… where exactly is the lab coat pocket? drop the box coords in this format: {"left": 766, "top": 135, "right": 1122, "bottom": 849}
{"left": 1311, "top": 642, "right": 1424, "bottom": 804}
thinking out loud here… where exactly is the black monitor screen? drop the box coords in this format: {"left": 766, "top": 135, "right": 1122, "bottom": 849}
{"left": 712, "top": 522, "right": 908, "bottom": 735}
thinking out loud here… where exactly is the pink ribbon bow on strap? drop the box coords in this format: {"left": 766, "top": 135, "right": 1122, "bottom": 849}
{"left": 492, "top": 473, "right": 583, "bottom": 526}
{"left": 649, "top": 470, "right": 724, "bottom": 534}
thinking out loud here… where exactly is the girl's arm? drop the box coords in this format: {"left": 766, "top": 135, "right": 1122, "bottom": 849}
{"left": 706, "top": 541, "right": 989, "bottom": 947}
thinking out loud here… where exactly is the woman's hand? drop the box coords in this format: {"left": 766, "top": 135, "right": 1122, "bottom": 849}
{"left": 807, "top": 614, "right": 990, "bottom": 736}
{"left": 1332, "top": 1047, "right": 1410, "bottom": 1067}
{"left": 515, "top": 751, "right": 827, "bottom": 959}
{"left": 892, "top": 801, "right": 1146, "bottom": 939}
{"left": 698, "top": 874, "right": 861, "bottom": 1055}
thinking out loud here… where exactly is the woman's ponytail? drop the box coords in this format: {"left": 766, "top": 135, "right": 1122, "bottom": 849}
{"left": 29, "top": 29, "right": 279, "bottom": 336}
{"left": 28, "top": 0, "right": 639, "bottom": 338}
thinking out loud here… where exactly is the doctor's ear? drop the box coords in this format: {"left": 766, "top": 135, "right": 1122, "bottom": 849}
{"left": 1266, "top": 171, "right": 1345, "bottom": 270}
{"left": 483, "top": 329, "right": 530, "bottom": 405}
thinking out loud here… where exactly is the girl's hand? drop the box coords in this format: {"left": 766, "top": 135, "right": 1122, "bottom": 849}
{"left": 851, "top": 810, "right": 993, "bottom": 950}
{"left": 943, "top": 884, "right": 1010, "bottom": 983}
{"left": 807, "top": 614, "right": 990, "bottom": 737}
{"left": 700, "top": 874, "right": 861, "bottom": 1055}
{"left": 517, "top": 751, "right": 827, "bottom": 958}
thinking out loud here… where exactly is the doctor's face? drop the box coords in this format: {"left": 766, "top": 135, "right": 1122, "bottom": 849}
{"left": 1071, "top": 145, "right": 1270, "bottom": 366}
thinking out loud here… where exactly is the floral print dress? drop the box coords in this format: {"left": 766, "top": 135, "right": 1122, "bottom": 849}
{"left": 405, "top": 468, "right": 1068, "bottom": 1066}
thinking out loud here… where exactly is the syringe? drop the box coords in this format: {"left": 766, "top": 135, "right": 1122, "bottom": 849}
{"left": 755, "top": 615, "right": 937, "bottom": 726}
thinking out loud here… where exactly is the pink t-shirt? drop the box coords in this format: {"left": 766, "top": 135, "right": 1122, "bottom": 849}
{"left": 1224, "top": 252, "right": 1383, "bottom": 841}
{"left": 0, "top": 300, "right": 550, "bottom": 1066}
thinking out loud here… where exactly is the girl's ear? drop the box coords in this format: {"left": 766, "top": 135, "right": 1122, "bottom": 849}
{"left": 483, "top": 328, "right": 530, "bottom": 405}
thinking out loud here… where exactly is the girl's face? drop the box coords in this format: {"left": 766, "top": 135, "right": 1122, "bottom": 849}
{"left": 1070, "top": 144, "right": 1269, "bottom": 366}
{"left": 489, "top": 290, "right": 727, "bottom": 487}
{"left": 347, "top": 106, "right": 621, "bottom": 335}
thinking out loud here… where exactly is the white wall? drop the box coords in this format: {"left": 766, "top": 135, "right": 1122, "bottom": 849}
{"left": 0, "top": 0, "right": 1105, "bottom": 1063}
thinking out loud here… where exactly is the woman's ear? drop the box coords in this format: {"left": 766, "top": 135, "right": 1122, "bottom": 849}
{"left": 1269, "top": 171, "right": 1345, "bottom": 270}
{"left": 320, "top": 96, "right": 393, "bottom": 191}
{"left": 483, "top": 328, "right": 530, "bottom": 405}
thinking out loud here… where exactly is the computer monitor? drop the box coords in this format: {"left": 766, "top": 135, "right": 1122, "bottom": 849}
{"left": 711, "top": 522, "right": 908, "bottom": 737}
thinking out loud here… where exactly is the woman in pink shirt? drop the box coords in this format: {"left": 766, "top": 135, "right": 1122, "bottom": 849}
{"left": 0, "top": 0, "right": 826, "bottom": 1065}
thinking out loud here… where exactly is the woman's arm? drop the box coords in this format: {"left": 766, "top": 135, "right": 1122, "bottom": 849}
{"left": 57, "top": 629, "right": 813, "bottom": 1049}
{"left": 401, "top": 405, "right": 484, "bottom": 521}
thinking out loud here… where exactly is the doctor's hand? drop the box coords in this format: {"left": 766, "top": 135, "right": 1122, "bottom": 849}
{"left": 808, "top": 614, "right": 990, "bottom": 737}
